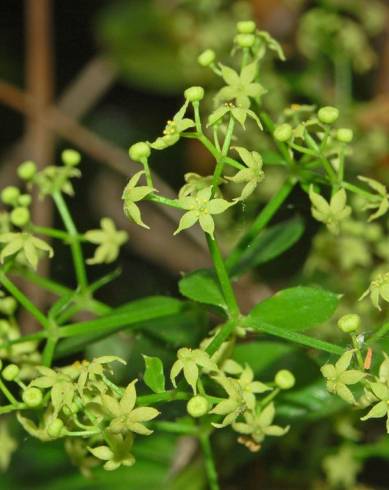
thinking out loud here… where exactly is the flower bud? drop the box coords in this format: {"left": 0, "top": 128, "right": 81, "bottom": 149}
{"left": 237, "top": 20, "right": 256, "bottom": 34}
{"left": 62, "top": 149, "right": 81, "bottom": 166}
{"left": 318, "top": 106, "right": 339, "bottom": 124}
{"left": 274, "top": 123, "right": 292, "bottom": 142}
{"left": 235, "top": 33, "right": 256, "bottom": 48}
{"left": 336, "top": 128, "right": 353, "bottom": 143}
{"left": 47, "top": 418, "right": 64, "bottom": 438}
{"left": 10, "top": 207, "right": 30, "bottom": 227}
{"left": 18, "top": 194, "right": 32, "bottom": 207}
{"left": 337, "top": 314, "right": 361, "bottom": 333}
{"left": 184, "top": 86, "right": 205, "bottom": 103}
{"left": 198, "top": 49, "right": 215, "bottom": 67}
{"left": 187, "top": 395, "right": 209, "bottom": 417}
{"left": 275, "top": 369, "right": 295, "bottom": 390}
{"left": 0, "top": 297, "right": 17, "bottom": 316}
{"left": 1, "top": 186, "right": 20, "bottom": 205}
{"left": 22, "top": 387, "right": 43, "bottom": 407}
{"left": 129, "top": 142, "right": 151, "bottom": 163}
{"left": 17, "top": 161, "right": 37, "bottom": 180}
{"left": 2, "top": 364, "right": 20, "bottom": 381}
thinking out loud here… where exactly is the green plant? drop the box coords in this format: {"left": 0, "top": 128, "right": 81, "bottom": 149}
{"left": 1, "top": 19, "right": 389, "bottom": 490}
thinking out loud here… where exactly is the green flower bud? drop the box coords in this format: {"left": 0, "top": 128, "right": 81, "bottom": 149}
{"left": 237, "top": 20, "right": 256, "bottom": 34}
{"left": 22, "top": 387, "right": 43, "bottom": 407}
{"left": 198, "top": 49, "right": 215, "bottom": 67}
{"left": 10, "top": 207, "right": 30, "bottom": 227}
{"left": 184, "top": 86, "right": 205, "bottom": 102}
{"left": 337, "top": 314, "right": 361, "bottom": 333}
{"left": 0, "top": 297, "right": 17, "bottom": 315}
{"left": 318, "top": 106, "right": 339, "bottom": 125}
{"left": 0, "top": 320, "right": 10, "bottom": 335}
{"left": 274, "top": 123, "right": 292, "bottom": 142}
{"left": 235, "top": 33, "right": 256, "bottom": 48}
{"left": 129, "top": 142, "right": 151, "bottom": 163}
{"left": 1, "top": 186, "right": 20, "bottom": 205}
{"left": 336, "top": 128, "right": 353, "bottom": 143}
{"left": 17, "top": 161, "right": 37, "bottom": 180}
{"left": 275, "top": 369, "right": 295, "bottom": 390}
{"left": 187, "top": 395, "right": 209, "bottom": 417}
{"left": 18, "top": 194, "right": 32, "bottom": 207}
{"left": 62, "top": 149, "right": 81, "bottom": 166}
{"left": 2, "top": 364, "right": 20, "bottom": 381}
{"left": 47, "top": 418, "right": 64, "bottom": 438}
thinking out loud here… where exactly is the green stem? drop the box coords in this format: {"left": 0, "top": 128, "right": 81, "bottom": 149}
{"left": 212, "top": 116, "right": 235, "bottom": 196}
{"left": 52, "top": 191, "right": 88, "bottom": 290}
{"left": 260, "top": 111, "right": 294, "bottom": 167}
{"left": 14, "top": 268, "right": 70, "bottom": 296}
{"left": 0, "top": 273, "right": 49, "bottom": 329}
{"left": 193, "top": 101, "right": 203, "bottom": 134}
{"left": 147, "top": 194, "right": 183, "bottom": 209}
{"left": 30, "top": 225, "right": 78, "bottom": 242}
{"left": 227, "top": 178, "right": 296, "bottom": 269}
{"left": 142, "top": 158, "right": 153, "bottom": 188}
{"left": 206, "top": 235, "right": 240, "bottom": 320}
{"left": 0, "top": 403, "right": 25, "bottom": 415}
{"left": 343, "top": 182, "right": 379, "bottom": 201}
{"left": 199, "top": 432, "right": 220, "bottom": 490}
{"left": 137, "top": 390, "right": 190, "bottom": 406}
{"left": 351, "top": 334, "right": 364, "bottom": 370}
{"left": 153, "top": 421, "right": 198, "bottom": 435}
{"left": 0, "top": 331, "right": 47, "bottom": 350}
{"left": 205, "top": 321, "right": 236, "bottom": 357}
{"left": 367, "top": 322, "right": 389, "bottom": 346}
{"left": 0, "top": 378, "right": 18, "bottom": 405}
{"left": 42, "top": 337, "right": 57, "bottom": 367}
{"left": 258, "top": 388, "right": 280, "bottom": 409}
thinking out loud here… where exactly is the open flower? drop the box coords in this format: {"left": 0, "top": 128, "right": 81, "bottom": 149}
{"left": 102, "top": 380, "right": 159, "bottom": 436}
{"left": 215, "top": 61, "right": 266, "bottom": 109}
{"left": 358, "top": 176, "right": 389, "bottom": 221}
{"left": 89, "top": 433, "right": 135, "bottom": 471}
{"left": 207, "top": 102, "right": 262, "bottom": 130}
{"left": 0, "top": 232, "right": 53, "bottom": 270}
{"left": 122, "top": 171, "right": 154, "bottom": 229}
{"left": 85, "top": 218, "right": 128, "bottom": 265}
{"left": 227, "top": 147, "right": 264, "bottom": 200}
{"left": 361, "top": 381, "right": 389, "bottom": 432}
{"left": 211, "top": 367, "right": 270, "bottom": 427}
{"left": 174, "top": 187, "right": 233, "bottom": 239}
{"left": 232, "top": 402, "right": 289, "bottom": 445}
{"left": 170, "top": 348, "right": 217, "bottom": 394}
{"left": 309, "top": 186, "right": 351, "bottom": 234}
{"left": 150, "top": 101, "right": 195, "bottom": 150}
{"left": 321, "top": 351, "right": 365, "bottom": 404}
{"left": 359, "top": 272, "right": 389, "bottom": 311}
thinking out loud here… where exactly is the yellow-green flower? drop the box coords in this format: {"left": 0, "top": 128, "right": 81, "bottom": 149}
{"left": 170, "top": 347, "right": 217, "bottom": 394}
{"left": 122, "top": 171, "right": 154, "bottom": 229}
{"left": 359, "top": 272, "right": 389, "bottom": 310}
{"left": 358, "top": 175, "right": 389, "bottom": 221}
{"left": 174, "top": 187, "right": 233, "bottom": 239}
{"left": 309, "top": 186, "right": 351, "bottom": 234}
{"left": 88, "top": 433, "right": 135, "bottom": 471}
{"left": 85, "top": 218, "right": 128, "bottom": 265}
{"left": 227, "top": 147, "right": 264, "bottom": 200}
{"left": 0, "top": 232, "right": 53, "bottom": 270}
{"left": 150, "top": 100, "right": 194, "bottom": 150}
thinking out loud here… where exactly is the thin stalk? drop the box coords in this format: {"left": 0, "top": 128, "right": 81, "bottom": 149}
{"left": 205, "top": 321, "right": 236, "bottom": 357}
{"left": 0, "top": 403, "right": 25, "bottom": 415}
{"left": 206, "top": 236, "right": 240, "bottom": 319}
{"left": 153, "top": 421, "right": 198, "bottom": 435}
{"left": 147, "top": 194, "right": 183, "bottom": 209}
{"left": 212, "top": 116, "right": 235, "bottom": 196}
{"left": 52, "top": 191, "right": 88, "bottom": 289}
{"left": 199, "top": 432, "right": 220, "bottom": 490}
{"left": 14, "top": 268, "right": 70, "bottom": 296}
{"left": 42, "top": 337, "right": 57, "bottom": 367}
{"left": 142, "top": 158, "right": 153, "bottom": 188}
{"left": 260, "top": 111, "right": 294, "bottom": 167}
{"left": 351, "top": 334, "right": 364, "bottom": 370}
{"left": 31, "top": 225, "right": 77, "bottom": 241}
{"left": 0, "top": 378, "right": 18, "bottom": 405}
{"left": 258, "top": 388, "right": 280, "bottom": 409}
{"left": 137, "top": 390, "right": 190, "bottom": 406}
{"left": 0, "top": 331, "right": 47, "bottom": 350}
{"left": 0, "top": 273, "right": 49, "bottom": 329}
{"left": 367, "top": 322, "right": 389, "bottom": 346}
{"left": 193, "top": 101, "right": 202, "bottom": 134}
{"left": 227, "top": 178, "right": 296, "bottom": 268}
{"left": 343, "top": 182, "right": 379, "bottom": 201}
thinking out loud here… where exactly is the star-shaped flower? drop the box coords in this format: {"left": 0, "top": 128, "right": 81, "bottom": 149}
{"left": 0, "top": 232, "right": 53, "bottom": 270}
{"left": 321, "top": 351, "right": 365, "bottom": 404}
{"left": 358, "top": 176, "right": 389, "bottom": 221}
{"left": 232, "top": 402, "right": 289, "bottom": 445}
{"left": 211, "top": 367, "right": 271, "bottom": 427}
{"left": 207, "top": 102, "right": 262, "bottom": 130}
{"left": 85, "top": 218, "right": 128, "bottom": 265}
{"left": 89, "top": 433, "right": 135, "bottom": 471}
{"left": 226, "top": 147, "right": 264, "bottom": 200}
{"left": 174, "top": 187, "right": 233, "bottom": 239}
{"left": 122, "top": 171, "right": 154, "bottom": 229}
{"left": 150, "top": 100, "right": 195, "bottom": 150}
{"left": 361, "top": 381, "right": 389, "bottom": 432}
{"left": 215, "top": 61, "right": 266, "bottom": 109}
{"left": 170, "top": 347, "right": 217, "bottom": 394}
{"left": 178, "top": 173, "right": 224, "bottom": 199}
{"left": 102, "top": 380, "right": 159, "bottom": 436}
{"left": 309, "top": 186, "right": 351, "bottom": 234}
{"left": 359, "top": 272, "right": 389, "bottom": 311}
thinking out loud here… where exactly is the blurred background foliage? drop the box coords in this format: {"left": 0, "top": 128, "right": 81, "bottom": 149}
{"left": 0, "top": 0, "right": 388, "bottom": 488}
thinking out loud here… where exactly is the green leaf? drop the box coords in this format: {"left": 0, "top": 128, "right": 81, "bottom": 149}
{"left": 179, "top": 269, "right": 226, "bottom": 310}
{"left": 233, "top": 341, "right": 296, "bottom": 374}
{"left": 227, "top": 216, "right": 304, "bottom": 277}
{"left": 245, "top": 286, "right": 339, "bottom": 332}
{"left": 143, "top": 355, "right": 166, "bottom": 394}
